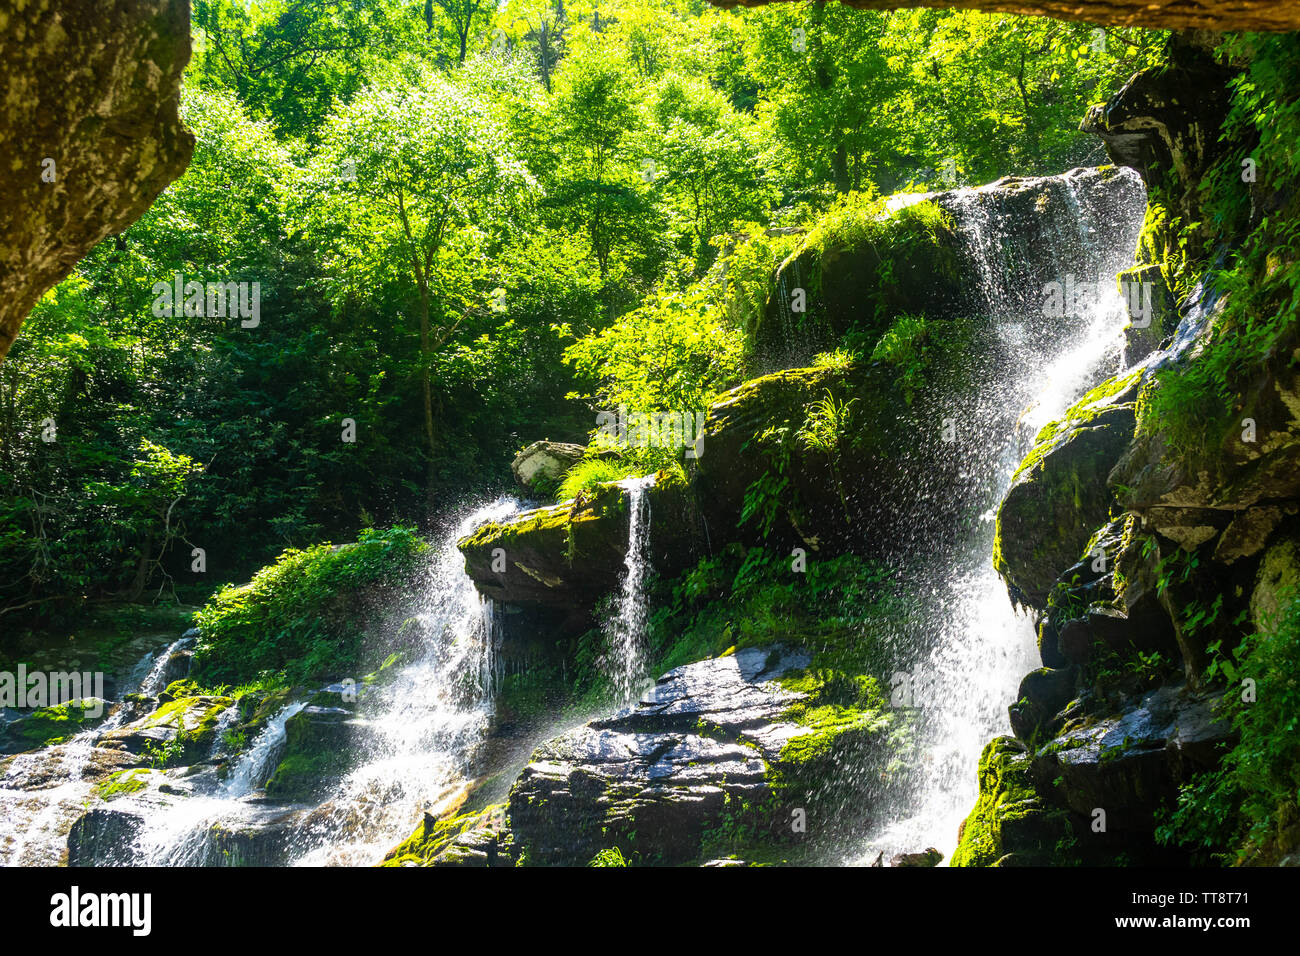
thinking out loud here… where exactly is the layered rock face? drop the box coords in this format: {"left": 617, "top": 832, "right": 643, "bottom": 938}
{"left": 965, "top": 48, "right": 1300, "bottom": 866}
{"left": 387, "top": 646, "right": 912, "bottom": 866}
{"left": 508, "top": 647, "right": 815, "bottom": 865}
{"left": 0, "top": 0, "right": 194, "bottom": 361}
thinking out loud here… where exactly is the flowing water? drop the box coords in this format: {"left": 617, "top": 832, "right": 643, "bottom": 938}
{"left": 854, "top": 167, "right": 1147, "bottom": 864}
{"left": 2, "top": 498, "right": 520, "bottom": 867}
{"left": 3, "top": 167, "right": 1146, "bottom": 869}
{"left": 605, "top": 475, "right": 656, "bottom": 702}
{"left": 0, "top": 634, "right": 196, "bottom": 866}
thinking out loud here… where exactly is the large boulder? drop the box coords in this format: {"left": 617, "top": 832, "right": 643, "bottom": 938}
{"left": 510, "top": 441, "right": 586, "bottom": 493}
{"left": 954, "top": 682, "right": 1230, "bottom": 867}
{"left": 0, "top": 0, "right": 194, "bottom": 361}
{"left": 754, "top": 199, "right": 963, "bottom": 368}
{"left": 264, "top": 705, "right": 358, "bottom": 801}
{"left": 1032, "top": 684, "right": 1230, "bottom": 833}
{"left": 995, "top": 370, "right": 1142, "bottom": 606}
{"left": 506, "top": 646, "right": 904, "bottom": 865}
{"left": 459, "top": 472, "right": 698, "bottom": 610}
{"left": 1111, "top": 333, "right": 1300, "bottom": 554}
{"left": 951, "top": 736, "right": 1071, "bottom": 867}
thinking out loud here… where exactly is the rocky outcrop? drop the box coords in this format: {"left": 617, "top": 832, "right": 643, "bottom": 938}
{"left": 506, "top": 646, "right": 905, "bottom": 865}
{"left": 0, "top": 0, "right": 194, "bottom": 361}
{"left": 510, "top": 441, "right": 587, "bottom": 493}
{"left": 755, "top": 169, "right": 1144, "bottom": 369}
{"left": 264, "top": 705, "right": 357, "bottom": 800}
{"left": 963, "top": 41, "right": 1300, "bottom": 867}
{"left": 384, "top": 804, "right": 515, "bottom": 867}
{"left": 995, "top": 370, "right": 1142, "bottom": 606}
{"left": 709, "top": 0, "right": 1300, "bottom": 32}
{"left": 755, "top": 199, "right": 963, "bottom": 367}
{"left": 1081, "top": 50, "right": 1235, "bottom": 210}
{"left": 459, "top": 472, "right": 698, "bottom": 610}
{"left": 955, "top": 683, "right": 1231, "bottom": 866}
{"left": 99, "top": 694, "right": 233, "bottom": 765}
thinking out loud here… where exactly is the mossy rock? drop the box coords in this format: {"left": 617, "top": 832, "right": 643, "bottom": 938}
{"left": 951, "top": 736, "right": 1072, "bottom": 867}
{"left": 93, "top": 768, "right": 161, "bottom": 801}
{"left": 382, "top": 804, "right": 513, "bottom": 867}
{"left": 755, "top": 200, "right": 963, "bottom": 367}
{"left": 995, "top": 370, "right": 1142, "bottom": 606}
{"left": 141, "top": 694, "right": 234, "bottom": 763}
{"left": 458, "top": 470, "right": 696, "bottom": 609}
{"left": 0, "top": 698, "right": 110, "bottom": 752}
{"left": 263, "top": 705, "right": 355, "bottom": 800}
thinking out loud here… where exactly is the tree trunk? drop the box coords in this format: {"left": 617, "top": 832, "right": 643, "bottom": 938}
{"left": 417, "top": 281, "right": 437, "bottom": 494}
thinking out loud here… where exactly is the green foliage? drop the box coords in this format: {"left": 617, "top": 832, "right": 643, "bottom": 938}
{"left": 1157, "top": 589, "right": 1300, "bottom": 862}
{"left": 563, "top": 265, "right": 746, "bottom": 433}
{"left": 1138, "top": 34, "right": 1300, "bottom": 462}
{"left": 556, "top": 457, "right": 641, "bottom": 501}
{"left": 588, "top": 846, "right": 629, "bottom": 867}
{"left": 869, "top": 314, "right": 930, "bottom": 403}
{"left": 2, "top": 0, "right": 1170, "bottom": 643}
{"left": 191, "top": 526, "right": 429, "bottom": 686}
{"left": 644, "top": 544, "right": 903, "bottom": 682}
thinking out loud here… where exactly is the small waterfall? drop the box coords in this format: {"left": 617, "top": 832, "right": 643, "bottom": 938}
{"left": 3, "top": 497, "right": 521, "bottom": 868}
{"left": 856, "top": 167, "right": 1147, "bottom": 863}
{"left": 605, "top": 475, "right": 655, "bottom": 702}
{"left": 220, "top": 701, "right": 305, "bottom": 797}
{"left": 136, "top": 636, "right": 192, "bottom": 698}
{"left": 479, "top": 598, "right": 505, "bottom": 699}
{"left": 287, "top": 496, "right": 522, "bottom": 865}
{"left": 0, "top": 632, "right": 195, "bottom": 865}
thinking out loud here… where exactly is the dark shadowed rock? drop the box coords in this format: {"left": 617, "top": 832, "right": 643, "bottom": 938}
{"left": 995, "top": 371, "right": 1141, "bottom": 606}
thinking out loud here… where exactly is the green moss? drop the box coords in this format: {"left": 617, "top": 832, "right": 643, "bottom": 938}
{"left": 9, "top": 698, "right": 107, "bottom": 748}
{"left": 263, "top": 750, "right": 346, "bottom": 801}
{"left": 951, "top": 736, "right": 1073, "bottom": 867}
{"left": 93, "top": 768, "right": 155, "bottom": 801}
{"left": 144, "top": 695, "right": 233, "bottom": 737}
{"left": 382, "top": 804, "right": 507, "bottom": 867}
{"left": 769, "top": 668, "right": 908, "bottom": 827}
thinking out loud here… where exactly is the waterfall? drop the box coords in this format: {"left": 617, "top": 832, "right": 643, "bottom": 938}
{"left": 0, "top": 633, "right": 194, "bottom": 865}
{"left": 855, "top": 167, "right": 1147, "bottom": 864}
{"left": 1, "top": 497, "right": 521, "bottom": 867}
{"left": 287, "top": 496, "right": 521, "bottom": 865}
{"left": 219, "top": 702, "right": 305, "bottom": 797}
{"left": 605, "top": 475, "right": 655, "bottom": 702}
{"left": 135, "top": 636, "right": 192, "bottom": 698}
{"left": 479, "top": 598, "right": 505, "bottom": 699}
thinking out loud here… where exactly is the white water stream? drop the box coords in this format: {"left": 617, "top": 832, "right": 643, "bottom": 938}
{"left": 855, "top": 168, "right": 1146, "bottom": 864}
{"left": 605, "top": 475, "right": 656, "bottom": 702}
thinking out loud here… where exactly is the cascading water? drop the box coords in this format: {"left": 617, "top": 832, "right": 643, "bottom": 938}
{"left": 605, "top": 475, "right": 655, "bottom": 702}
{"left": 0, "top": 634, "right": 193, "bottom": 866}
{"left": 854, "top": 167, "right": 1147, "bottom": 864}
{"left": 288, "top": 496, "right": 521, "bottom": 865}
{"left": 2, "top": 498, "right": 520, "bottom": 867}
{"left": 219, "top": 701, "right": 305, "bottom": 797}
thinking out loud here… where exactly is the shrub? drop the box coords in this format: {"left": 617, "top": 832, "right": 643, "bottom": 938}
{"left": 191, "top": 526, "right": 429, "bottom": 687}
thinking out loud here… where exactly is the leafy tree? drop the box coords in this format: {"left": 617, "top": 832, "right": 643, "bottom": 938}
{"left": 305, "top": 72, "right": 537, "bottom": 487}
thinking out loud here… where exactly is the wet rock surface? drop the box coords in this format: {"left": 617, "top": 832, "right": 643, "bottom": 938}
{"left": 508, "top": 646, "right": 812, "bottom": 865}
